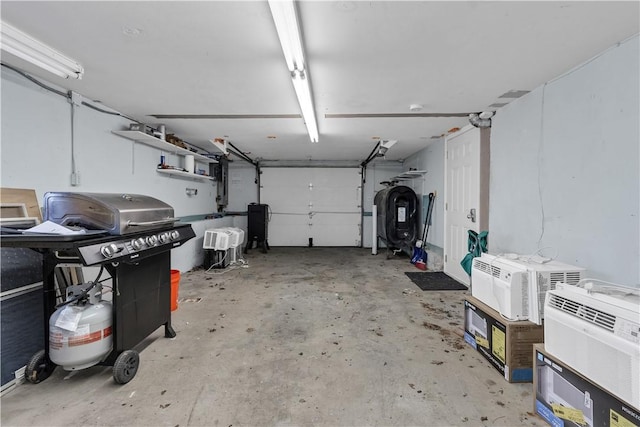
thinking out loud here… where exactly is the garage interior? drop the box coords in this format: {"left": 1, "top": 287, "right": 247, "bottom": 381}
{"left": 1, "top": 1, "right": 639, "bottom": 426}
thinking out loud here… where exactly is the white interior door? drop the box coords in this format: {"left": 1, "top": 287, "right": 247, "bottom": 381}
{"left": 444, "top": 125, "right": 489, "bottom": 285}
{"left": 260, "top": 168, "right": 361, "bottom": 246}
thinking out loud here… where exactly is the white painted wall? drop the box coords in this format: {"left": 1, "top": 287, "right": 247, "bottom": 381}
{"left": 397, "top": 138, "right": 446, "bottom": 270}
{"left": 402, "top": 137, "right": 445, "bottom": 249}
{"left": 1, "top": 68, "right": 220, "bottom": 272}
{"left": 489, "top": 35, "right": 639, "bottom": 286}
{"left": 227, "top": 162, "right": 258, "bottom": 211}
{"left": 5, "top": 34, "right": 636, "bottom": 283}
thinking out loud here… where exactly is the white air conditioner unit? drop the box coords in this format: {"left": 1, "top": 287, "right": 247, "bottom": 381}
{"left": 220, "top": 227, "right": 245, "bottom": 263}
{"left": 472, "top": 254, "right": 530, "bottom": 321}
{"left": 472, "top": 253, "right": 585, "bottom": 324}
{"left": 221, "top": 227, "right": 244, "bottom": 249}
{"left": 544, "top": 281, "right": 640, "bottom": 409}
{"left": 203, "top": 229, "right": 231, "bottom": 251}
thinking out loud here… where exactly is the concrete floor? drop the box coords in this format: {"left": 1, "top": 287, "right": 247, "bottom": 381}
{"left": 1, "top": 247, "right": 542, "bottom": 427}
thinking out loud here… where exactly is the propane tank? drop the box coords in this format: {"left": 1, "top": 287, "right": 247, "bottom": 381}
{"left": 49, "top": 282, "right": 113, "bottom": 371}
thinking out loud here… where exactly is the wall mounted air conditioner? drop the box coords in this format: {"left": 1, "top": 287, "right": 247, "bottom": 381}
{"left": 537, "top": 364, "right": 594, "bottom": 427}
{"left": 203, "top": 229, "right": 232, "bottom": 251}
{"left": 472, "top": 253, "right": 585, "bottom": 324}
{"left": 544, "top": 281, "right": 640, "bottom": 409}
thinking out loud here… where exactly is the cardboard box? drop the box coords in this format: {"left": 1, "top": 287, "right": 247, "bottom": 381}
{"left": 534, "top": 344, "right": 640, "bottom": 427}
{"left": 463, "top": 296, "right": 544, "bottom": 382}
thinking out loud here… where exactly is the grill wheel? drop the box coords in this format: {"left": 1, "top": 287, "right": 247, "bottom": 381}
{"left": 113, "top": 350, "right": 140, "bottom": 384}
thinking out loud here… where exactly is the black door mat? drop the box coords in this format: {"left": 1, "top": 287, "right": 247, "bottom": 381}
{"left": 405, "top": 271, "right": 468, "bottom": 291}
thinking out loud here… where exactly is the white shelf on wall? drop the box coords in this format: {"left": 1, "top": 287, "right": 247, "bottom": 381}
{"left": 156, "top": 168, "right": 215, "bottom": 181}
{"left": 112, "top": 130, "right": 218, "bottom": 164}
{"left": 391, "top": 170, "right": 427, "bottom": 180}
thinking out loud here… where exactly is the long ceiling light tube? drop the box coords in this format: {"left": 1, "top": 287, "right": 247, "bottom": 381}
{"left": 268, "top": 1, "right": 304, "bottom": 71}
{"left": 1, "top": 21, "right": 84, "bottom": 79}
{"left": 268, "top": 0, "right": 319, "bottom": 143}
{"left": 291, "top": 69, "right": 319, "bottom": 143}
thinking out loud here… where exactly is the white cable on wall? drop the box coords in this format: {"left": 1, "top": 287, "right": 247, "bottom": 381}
{"left": 69, "top": 94, "right": 79, "bottom": 186}
{"left": 536, "top": 82, "right": 548, "bottom": 247}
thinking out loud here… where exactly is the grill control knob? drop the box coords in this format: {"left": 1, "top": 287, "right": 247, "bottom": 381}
{"left": 170, "top": 231, "right": 180, "bottom": 240}
{"left": 131, "top": 238, "right": 145, "bottom": 251}
{"left": 146, "top": 235, "right": 159, "bottom": 246}
{"left": 100, "top": 243, "right": 121, "bottom": 258}
{"left": 159, "top": 232, "right": 170, "bottom": 244}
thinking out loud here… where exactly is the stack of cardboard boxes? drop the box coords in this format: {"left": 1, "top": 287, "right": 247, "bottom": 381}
{"left": 463, "top": 255, "right": 640, "bottom": 426}
{"left": 534, "top": 282, "right": 640, "bottom": 427}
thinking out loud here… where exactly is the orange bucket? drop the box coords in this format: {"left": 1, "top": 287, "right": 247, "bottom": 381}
{"left": 170, "top": 269, "right": 180, "bottom": 311}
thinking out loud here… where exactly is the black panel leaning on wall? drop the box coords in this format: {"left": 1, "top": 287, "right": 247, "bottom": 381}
{"left": 0, "top": 248, "right": 42, "bottom": 292}
{"left": 1, "top": 248, "right": 45, "bottom": 387}
{"left": 1, "top": 290, "right": 44, "bottom": 387}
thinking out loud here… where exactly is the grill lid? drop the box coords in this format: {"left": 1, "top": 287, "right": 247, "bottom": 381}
{"left": 44, "top": 192, "right": 176, "bottom": 235}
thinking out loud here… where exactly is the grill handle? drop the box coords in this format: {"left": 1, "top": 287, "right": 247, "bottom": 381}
{"left": 127, "top": 218, "right": 179, "bottom": 227}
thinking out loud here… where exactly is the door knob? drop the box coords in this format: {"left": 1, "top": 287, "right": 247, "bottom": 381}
{"left": 467, "top": 208, "right": 476, "bottom": 223}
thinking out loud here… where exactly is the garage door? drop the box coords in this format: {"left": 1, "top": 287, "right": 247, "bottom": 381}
{"left": 260, "top": 168, "right": 361, "bottom": 246}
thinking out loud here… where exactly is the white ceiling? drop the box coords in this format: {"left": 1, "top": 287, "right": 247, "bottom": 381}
{"left": 1, "top": 1, "right": 638, "bottom": 162}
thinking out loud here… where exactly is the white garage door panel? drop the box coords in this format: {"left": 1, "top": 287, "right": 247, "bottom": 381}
{"left": 268, "top": 214, "right": 310, "bottom": 246}
{"left": 313, "top": 188, "right": 359, "bottom": 210}
{"left": 261, "top": 168, "right": 361, "bottom": 247}
{"left": 312, "top": 171, "right": 360, "bottom": 210}
{"left": 261, "top": 170, "right": 309, "bottom": 214}
{"left": 312, "top": 213, "right": 361, "bottom": 246}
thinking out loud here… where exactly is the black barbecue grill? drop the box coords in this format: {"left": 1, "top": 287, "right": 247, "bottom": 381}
{"left": 0, "top": 192, "right": 195, "bottom": 384}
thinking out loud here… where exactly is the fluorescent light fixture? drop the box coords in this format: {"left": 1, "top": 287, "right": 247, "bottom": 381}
{"left": 291, "top": 69, "right": 319, "bottom": 143}
{"left": 1, "top": 21, "right": 84, "bottom": 79}
{"left": 268, "top": 0, "right": 319, "bottom": 143}
{"left": 268, "top": 0, "right": 304, "bottom": 72}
